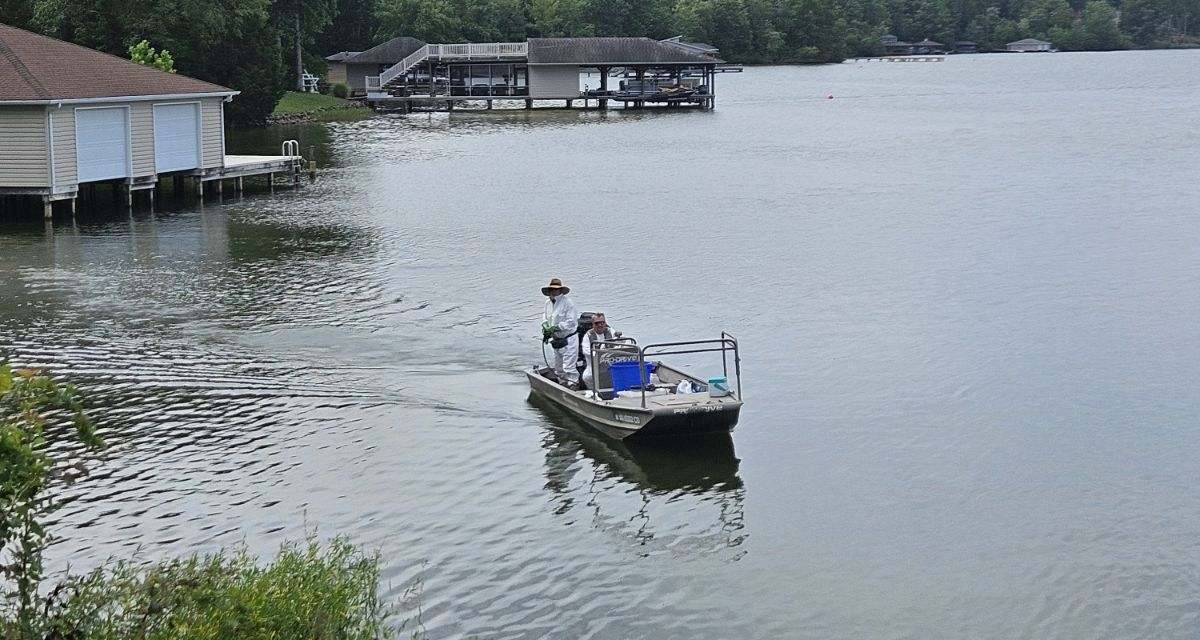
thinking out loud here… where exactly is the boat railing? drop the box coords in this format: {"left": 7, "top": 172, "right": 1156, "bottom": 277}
{"left": 589, "top": 338, "right": 639, "bottom": 399}
{"left": 589, "top": 336, "right": 742, "bottom": 407}
{"left": 640, "top": 337, "right": 741, "bottom": 404}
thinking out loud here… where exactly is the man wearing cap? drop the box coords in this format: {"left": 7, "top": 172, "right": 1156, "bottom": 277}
{"left": 581, "top": 312, "right": 621, "bottom": 389}
{"left": 541, "top": 278, "right": 580, "bottom": 387}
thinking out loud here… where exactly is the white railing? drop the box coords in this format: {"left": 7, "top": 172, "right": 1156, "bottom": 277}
{"left": 378, "top": 42, "right": 530, "bottom": 88}
{"left": 380, "top": 44, "right": 431, "bottom": 86}
{"left": 431, "top": 42, "right": 527, "bottom": 60}
{"left": 365, "top": 75, "right": 381, "bottom": 92}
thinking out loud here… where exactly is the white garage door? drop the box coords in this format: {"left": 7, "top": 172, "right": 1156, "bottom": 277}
{"left": 76, "top": 107, "right": 129, "bottom": 182}
{"left": 153, "top": 103, "right": 200, "bottom": 172}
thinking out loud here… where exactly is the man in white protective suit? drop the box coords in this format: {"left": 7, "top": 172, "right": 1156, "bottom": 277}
{"left": 541, "top": 278, "right": 580, "bottom": 387}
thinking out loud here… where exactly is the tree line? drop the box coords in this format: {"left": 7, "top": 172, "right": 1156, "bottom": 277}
{"left": 4, "top": 0, "right": 1197, "bottom": 124}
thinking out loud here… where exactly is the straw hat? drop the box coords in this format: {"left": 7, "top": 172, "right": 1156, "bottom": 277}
{"left": 541, "top": 278, "right": 570, "bottom": 296}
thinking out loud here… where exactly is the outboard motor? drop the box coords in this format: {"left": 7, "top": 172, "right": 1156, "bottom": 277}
{"left": 575, "top": 312, "right": 598, "bottom": 373}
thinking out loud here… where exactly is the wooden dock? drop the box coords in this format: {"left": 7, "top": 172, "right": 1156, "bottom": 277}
{"left": 1, "top": 141, "right": 307, "bottom": 219}
{"left": 194, "top": 152, "right": 304, "bottom": 198}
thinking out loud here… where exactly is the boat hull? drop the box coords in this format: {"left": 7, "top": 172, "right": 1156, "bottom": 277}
{"left": 526, "top": 368, "right": 741, "bottom": 441}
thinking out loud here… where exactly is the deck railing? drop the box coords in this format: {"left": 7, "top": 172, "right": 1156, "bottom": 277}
{"left": 432, "top": 42, "right": 528, "bottom": 59}
{"left": 380, "top": 44, "right": 431, "bottom": 87}
{"left": 378, "top": 42, "right": 529, "bottom": 89}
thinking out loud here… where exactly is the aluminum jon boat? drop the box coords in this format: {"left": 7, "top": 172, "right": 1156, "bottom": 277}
{"left": 526, "top": 334, "right": 743, "bottom": 441}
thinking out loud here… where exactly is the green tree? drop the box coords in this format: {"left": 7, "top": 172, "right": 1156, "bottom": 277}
{"left": 128, "top": 38, "right": 176, "bottom": 72}
{"left": 1079, "top": 0, "right": 1127, "bottom": 48}
{"left": 452, "top": 0, "right": 528, "bottom": 41}
{"left": 1121, "top": 0, "right": 1170, "bottom": 44}
{"left": 1020, "top": 0, "right": 1073, "bottom": 35}
{"left": 584, "top": 0, "right": 676, "bottom": 37}
{"left": 966, "top": 5, "right": 1004, "bottom": 49}
{"left": 676, "top": 0, "right": 758, "bottom": 62}
{"left": 528, "top": 0, "right": 590, "bottom": 36}
{"left": 0, "top": 0, "right": 36, "bottom": 29}
{"left": 375, "top": 0, "right": 461, "bottom": 41}
{"left": 780, "top": 0, "right": 850, "bottom": 61}
{"left": 316, "top": 0, "right": 382, "bottom": 55}
{"left": 0, "top": 364, "right": 101, "bottom": 638}
{"left": 272, "top": 0, "right": 340, "bottom": 90}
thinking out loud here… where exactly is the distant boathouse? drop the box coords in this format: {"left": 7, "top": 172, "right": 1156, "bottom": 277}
{"left": 337, "top": 36, "right": 732, "bottom": 111}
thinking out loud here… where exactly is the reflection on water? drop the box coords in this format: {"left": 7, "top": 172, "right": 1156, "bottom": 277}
{"left": 531, "top": 394, "right": 746, "bottom": 559}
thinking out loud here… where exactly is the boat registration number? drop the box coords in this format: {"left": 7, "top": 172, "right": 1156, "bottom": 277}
{"left": 613, "top": 412, "right": 642, "bottom": 425}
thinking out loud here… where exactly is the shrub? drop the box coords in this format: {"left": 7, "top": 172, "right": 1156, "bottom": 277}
{"left": 1, "top": 363, "right": 100, "bottom": 637}
{"left": 40, "top": 537, "right": 396, "bottom": 640}
{"left": 331, "top": 83, "right": 350, "bottom": 99}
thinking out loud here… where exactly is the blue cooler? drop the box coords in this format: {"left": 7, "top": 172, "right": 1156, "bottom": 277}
{"left": 609, "top": 361, "right": 654, "bottom": 392}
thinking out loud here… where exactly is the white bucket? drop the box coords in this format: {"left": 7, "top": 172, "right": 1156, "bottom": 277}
{"left": 707, "top": 376, "right": 730, "bottom": 397}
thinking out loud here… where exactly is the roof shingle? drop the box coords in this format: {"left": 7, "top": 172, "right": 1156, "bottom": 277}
{"left": 0, "top": 22, "right": 233, "bottom": 102}
{"left": 344, "top": 37, "right": 425, "bottom": 65}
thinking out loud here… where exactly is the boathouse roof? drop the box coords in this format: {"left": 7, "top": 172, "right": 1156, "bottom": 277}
{"left": 344, "top": 37, "right": 426, "bottom": 65}
{"left": 0, "top": 23, "right": 233, "bottom": 103}
{"left": 661, "top": 36, "right": 720, "bottom": 56}
{"left": 527, "top": 37, "right": 723, "bottom": 65}
{"left": 325, "top": 50, "right": 360, "bottom": 62}
{"left": 1008, "top": 38, "right": 1052, "bottom": 45}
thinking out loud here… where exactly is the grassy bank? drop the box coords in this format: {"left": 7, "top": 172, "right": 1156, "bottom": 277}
{"left": 271, "top": 91, "right": 371, "bottom": 123}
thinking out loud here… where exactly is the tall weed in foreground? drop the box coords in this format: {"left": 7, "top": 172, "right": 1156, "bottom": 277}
{"left": 0, "top": 363, "right": 101, "bottom": 638}
{"left": 41, "top": 537, "right": 396, "bottom": 640}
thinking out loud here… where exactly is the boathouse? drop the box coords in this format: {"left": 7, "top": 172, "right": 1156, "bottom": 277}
{"left": 362, "top": 36, "right": 725, "bottom": 110}
{"left": 0, "top": 23, "right": 302, "bottom": 217}
{"left": 1007, "top": 38, "right": 1054, "bottom": 52}
{"left": 325, "top": 37, "right": 425, "bottom": 94}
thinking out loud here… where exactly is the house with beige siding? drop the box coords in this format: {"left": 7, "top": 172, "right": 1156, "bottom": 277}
{"left": 0, "top": 22, "right": 237, "bottom": 216}
{"left": 325, "top": 37, "right": 425, "bottom": 95}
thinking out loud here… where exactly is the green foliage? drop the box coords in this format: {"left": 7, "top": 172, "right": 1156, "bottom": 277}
{"left": 1078, "top": 0, "right": 1128, "bottom": 48}
{"left": 332, "top": 82, "right": 350, "bottom": 97}
{"left": 38, "top": 537, "right": 396, "bottom": 640}
{"left": 373, "top": 0, "right": 462, "bottom": 42}
{"left": 128, "top": 39, "right": 176, "bottom": 72}
{"left": 1, "top": 364, "right": 101, "bottom": 639}
{"left": 1122, "top": 0, "right": 1171, "bottom": 45}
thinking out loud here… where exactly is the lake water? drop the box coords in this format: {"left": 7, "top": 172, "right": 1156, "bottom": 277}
{"left": 3, "top": 50, "right": 1200, "bottom": 638}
